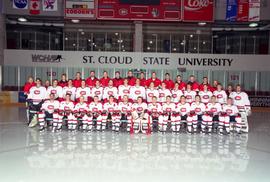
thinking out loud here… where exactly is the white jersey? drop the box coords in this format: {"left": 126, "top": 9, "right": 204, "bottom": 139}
{"left": 191, "top": 102, "right": 206, "bottom": 115}
{"left": 118, "top": 102, "right": 132, "bottom": 113}
{"left": 132, "top": 102, "right": 148, "bottom": 114}
{"left": 222, "top": 104, "right": 239, "bottom": 116}
{"left": 213, "top": 90, "right": 227, "bottom": 104}
{"left": 103, "top": 102, "right": 118, "bottom": 113}
{"left": 74, "top": 102, "right": 88, "bottom": 113}
{"left": 230, "top": 92, "right": 251, "bottom": 111}
{"left": 103, "top": 86, "right": 118, "bottom": 100}
{"left": 146, "top": 88, "right": 159, "bottom": 103}
{"left": 118, "top": 85, "right": 131, "bottom": 99}
{"left": 158, "top": 89, "right": 171, "bottom": 103}
{"left": 162, "top": 102, "right": 176, "bottom": 113}
{"left": 62, "top": 86, "right": 76, "bottom": 101}
{"left": 206, "top": 102, "right": 222, "bottom": 115}
{"left": 148, "top": 103, "right": 162, "bottom": 113}
{"left": 91, "top": 87, "right": 104, "bottom": 100}
{"left": 171, "top": 89, "right": 183, "bottom": 103}
{"left": 184, "top": 90, "right": 196, "bottom": 104}
{"left": 88, "top": 102, "right": 103, "bottom": 113}
{"left": 176, "top": 103, "right": 191, "bottom": 116}
{"left": 41, "top": 100, "right": 60, "bottom": 114}
{"left": 130, "top": 86, "right": 146, "bottom": 100}
{"left": 75, "top": 87, "right": 91, "bottom": 101}
{"left": 28, "top": 86, "right": 47, "bottom": 104}
{"left": 46, "top": 86, "right": 63, "bottom": 99}
{"left": 199, "top": 91, "right": 213, "bottom": 104}
{"left": 59, "top": 101, "right": 74, "bottom": 112}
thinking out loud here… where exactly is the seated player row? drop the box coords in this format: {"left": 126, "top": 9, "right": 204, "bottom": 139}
{"left": 34, "top": 93, "right": 246, "bottom": 135}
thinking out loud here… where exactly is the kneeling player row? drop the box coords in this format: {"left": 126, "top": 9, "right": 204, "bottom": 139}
{"left": 28, "top": 93, "right": 248, "bottom": 134}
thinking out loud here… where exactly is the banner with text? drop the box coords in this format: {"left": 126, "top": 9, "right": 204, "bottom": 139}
{"left": 248, "top": 0, "right": 260, "bottom": 21}
{"left": 226, "top": 0, "right": 238, "bottom": 21}
{"left": 237, "top": 0, "right": 249, "bottom": 21}
{"left": 65, "top": 0, "right": 95, "bottom": 19}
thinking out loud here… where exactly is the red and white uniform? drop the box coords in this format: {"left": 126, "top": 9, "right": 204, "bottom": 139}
{"left": 213, "top": 90, "right": 227, "bottom": 105}
{"left": 184, "top": 90, "right": 196, "bottom": 104}
{"left": 89, "top": 102, "right": 103, "bottom": 113}
{"left": 103, "top": 86, "right": 118, "bottom": 101}
{"left": 132, "top": 102, "right": 148, "bottom": 114}
{"left": 189, "top": 102, "right": 206, "bottom": 132}
{"left": 41, "top": 100, "right": 60, "bottom": 114}
{"left": 162, "top": 102, "right": 176, "bottom": 114}
{"left": 191, "top": 102, "right": 206, "bottom": 115}
{"left": 219, "top": 104, "right": 242, "bottom": 133}
{"left": 59, "top": 101, "right": 74, "bottom": 112}
{"left": 230, "top": 92, "right": 251, "bottom": 112}
{"left": 46, "top": 86, "right": 63, "bottom": 99}
{"left": 146, "top": 78, "right": 162, "bottom": 88}
{"left": 199, "top": 91, "right": 213, "bottom": 104}
{"left": 148, "top": 103, "right": 162, "bottom": 114}
{"left": 103, "top": 102, "right": 118, "bottom": 113}
{"left": 91, "top": 87, "right": 104, "bottom": 101}
{"left": 146, "top": 88, "right": 159, "bottom": 103}
{"left": 160, "top": 102, "right": 176, "bottom": 132}
{"left": 75, "top": 87, "right": 91, "bottom": 101}
{"left": 118, "top": 85, "right": 131, "bottom": 100}
{"left": 158, "top": 88, "right": 171, "bottom": 103}
{"left": 99, "top": 77, "right": 110, "bottom": 87}
{"left": 163, "top": 80, "right": 174, "bottom": 90}
{"left": 28, "top": 86, "right": 47, "bottom": 104}
{"left": 171, "top": 89, "right": 183, "bottom": 103}
{"left": 73, "top": 79, "right": 82, "bottom": 88}
{"left": 24, "top": 82, "right": 36, "bottom": 95}
{"left": 62, "top": 86, "right": 76, "bottom": 101}
{"left": 176, "top": 103, "right": 191, "bottom": 116}
{"left": 86, "top": 77, "right": 99, "bottom": 88}
{"left": 102, "top": 102, "right": 120, "bottom": 131}
{"left": 113, "top": 78, "right": 124, "bottom": 88}
{"left": 131, "top": 102, "right": 149, "bottom": 133}
{"left": 118, "top": 102, "right": 132, "bottom": 113}
{"left": 130, "top": 86, "right": 146, "bottom": 101}
{"left": 176, "top": 81, "right": 186, "bottom": 91}
{"left": 74, "top": 102, "right": 88, "bottom": 113}
{"left": 206, "top": 102, "right": 222, "bottom": 115}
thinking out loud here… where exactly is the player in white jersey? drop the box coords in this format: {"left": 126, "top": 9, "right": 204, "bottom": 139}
{"left": 146, "top": 82, "right": 159, "bottom": 103}
{"left": 118, "top": 79, "right": 131, "bottom": 101}
{"left": 229, "top": 85, "right": 251, "bottom": 132}
{"left": 88, "top": 96, "right": 103, "bottom": 131}
{"left": 184, "top": 84, "right": 196, "bottom": 104}
{"left": 75, "top": 80, "right": 91, "bottom": 102}
{"left": 158, "top": 82, "right": 171, "bottom": 103}
{"left": 118, "top": 95, "right": 132, "bottom": 131}
{"left": 147, "top": 96, "right": 162, "bottom": 132}
{"left": 171, "top": 83, "right": 183, "bottom": 103}
{"left": 205, "top": 96, "right": 222, "bottom": 134}
{"left": 62, "top": 79, "right": 76, "bottom": 101}
{"left": 161, "top": 96, "right": 177, "bottom": 132}
{"left": 219, "top": 98, "right": 242, "bottom": 134}
{"left": 101, "top": 96, "right": 120, "bottom": 131}
{"left": 38, "top": 93, "right": 60, "bottom": 131}
{"left": 103, "top": 80, "right": 118, "bottom": 102}
{"left": 91, "top": 80, "right": 104, "bottom": 101}
{"left": 199, "top": 84, "right": 213, "bottom": 104}
{"left": 175, "top": 96, "right": 192, "bottom": 132}
{"left": 190, "top": 95, "right": 206, "bottom": 133}
{"left": 131, "top": 97, "right": 149, "bottom": 134}
{"left": 28, "top": 78, "right": 47, "bottom": 127}
{"left": 130, "top": 79, "right": 146, "bottom": 102}
{"left": 213, "top": 84, "right": 227, "bottom": 105}
{"left": 46, "top": 79, "right": 63, "bottom": 100}
{"left": 58, "top": 94, "right": 74, "bottom": 131}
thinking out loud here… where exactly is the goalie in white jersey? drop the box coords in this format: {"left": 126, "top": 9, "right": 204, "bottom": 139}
{"left": 158, "top": 82, "right": 171, "bottom": 103}
{"left": 229, "top": 85, "right": 251, "bottom": 132}
{"left": 102, "top": 96, "right": 120, "bottom": 132}
{"left": 147, "top": 96, "right": 162, "bottom": 132}
{"left": 161, "top": 96, "right": 177, "bottom": 132}
{"left": 58, "top": 94, "right": 74, "bottom": 131}
{"left": 131, "top": 97, "right": 149, "bottom": 134}
{"left": 175, "top": 96, "right": 192, "bottom": 132}
{"left": 205, "top": 96, "right": 222, "bottom": 134}
{"left": 118, "top": 95, "right": 132, "bottom": 132}
{"left": 146, "top": 82, "right": 159, "bottom": 103}
{"left": 88, "top": 96, "right": 103, "bottom": 131}
{"left": 190, "top": 95, "right": 206, "bottom": 133}
{"left": 213, "top": 84, "right": 227, "bottom": 105}
{"left": 38, "top": 93, "right": 60, "bottom": 131}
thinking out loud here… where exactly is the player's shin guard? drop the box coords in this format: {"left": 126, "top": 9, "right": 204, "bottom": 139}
{"left": 224, "top": 116, "right": 230, "bottom": 133}
{"left": 38, "top": 112, "right": 45, "bottom": 130}
{"left": 192, "top": 115, "right": 198, "bottom": 132}
{"left": 187, "top": 115, "right": 193, "bottom": 133}
{"left": 52, "top": 113, "right": 59, "bottom": 132}
{"left": 160, "top": 115, "right": 168, "bottom": 132}
{"left": 201, "top": 114, "right": 208, "bottom": 133}
{"left": 133, "top": 119, "right": 140, "bottom": 134}
{"left": 96, "top": 119, "right": 102, "bottom": 131}
{"left": 235, "top": 116, "right": 242, "bottom": 133}
{"left": 240, "top": 112, "right": 249, "bottom": 133}
{"left": 208, "top": 116, "right": 213, "bottom": 133}
{"left": 67, "top": 115, "right": 75, "bottom": 131}
{"left": 101, "top": 115, "right": 107, "bottom": 131}
{"left": 81, "top": 115, "right": 89, "bottom": 131}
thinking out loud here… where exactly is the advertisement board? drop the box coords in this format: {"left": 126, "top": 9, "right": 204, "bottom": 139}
{"left": 65, "top": 0, "right": 95, "bottom": 19}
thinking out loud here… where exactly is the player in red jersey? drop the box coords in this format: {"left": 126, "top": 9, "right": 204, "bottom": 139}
{"left": 58, "top": 74, "right": 68, "bottom": 88}
{"left": 146, "top": 72, "right": 162, "bottom": 88}
{"left": 175, "top": 75, "right": 186, "bottom": 91}
{"left": 86, "top": 70, "right": 99, "bottom": 88}
{"left": 139, "top": 72, "right": 146, "bottom": 87}
{"left": 73, "top": 72, "right": 82, "bottom": 88}
{"left": 100, "top": 71, "right": 110, "bottom": 87}
{"left": 113, "top": 71, "right": 124, "bottom": 88}
{"left": 187, "top": 75, "right": 199, "bottom": 91}
{"left": 163, "top": 73, "right": 174, "bottom": 90}
{"left": 126, "top": 70, "right": 136, "bottom": 86}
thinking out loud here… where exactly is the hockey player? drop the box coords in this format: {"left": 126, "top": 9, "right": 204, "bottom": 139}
{"left": 175, "top": 75, "right": 186, "bottom": 91}
{"left": 190, "top": 95, "right": 206, "bottom": 133}
{"left": 130, "top": 79, "right": 146, "bottom": 102}
{"left": 146, "top": 82, "right": 159, "bottom": 103}
{"left": 23, "top": 76, "right": 36, "bottom": 121}
{"left": 219, "top": 98, "right": 242, "bottom": 134}
{"left": 158, "top": 82, "right": 171, "bottom": 103}
{"left": 199, "top": 84, "right": 213, "bottom": 104}
{"left": 102, "top": 96, "right": 120, "bottom": 132}
{"left": 171, "top": 83, "right": 183, "bottom": 103}
{"left": 103, "top": 80, "right": 118, "bottom": 102}
{"left": 62, "top": 79, "right": 76, "bottom": 101}
{"left": 86, "top": 70, "right": 99, "bottom": 88}
{"left": 72, "top": 96, "right": 89, "bottom": 131}
{"left": 88, "top": 96, "right": 103, "bottom": 131}
{"left": 184, "top": 84, "right": 196, "bottom": 104}
{"left": 38, "top": 93, "right": 60, "bottom": 132}
{"left": 163, "top": 73, "right": 174, "bottom": 90}
{"left": 46, "top": 79, "right": 63, "bottom": 100}
{"left": 58, "top": 94, "right": 74, "bottom": 131}
{"left": 118, "top": 78, "right": 131, "bottom": 101}
{"left": 147, "top": 96, "right": 162, "bottom": 132}
{"left": 146, "top": 72, "right": 162, "bottom": 88}
{"left": 175, "top": 96, "right": 192, "bottom": 132}
{"left": 230, "top": 85, "right": 251, "bottom": 132}
{"left": 213, "top": 84, "right": 227, "bottom": 105}
{"left": 75, "top": 80, "right": 91, "bottom": 103}
{"left": 118, "top": 95, "right": 132, "bottom": 131}
{"left": 27, "top": 78, "right": 47, "bottom": 127}
{"left": 131, "top": 97, "right": 149, "bottom": 134}
{"left": 161, "top": 96, "right": 177, "bottom": 132}
{"left": 205, "top": 96, "right": 222, "bottom": 134}
{"left": 91, "top": 80, "right": 104, "bottom": 101}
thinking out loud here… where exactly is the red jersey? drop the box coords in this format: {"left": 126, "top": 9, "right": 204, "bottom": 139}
{"left": 175, "top": 81, "right": 186, "bottom": 91}
{"left": 23, "top": 82, "right": 36, "bottom": 94}
{"left": 187, "top": 81, "right": 199, "bottom": 91}
{"left": 199, "top": 83, "right": 213, "bottom": 92}
{"left": 86, "top": 77, "right": 99, "bottom": 87}
{"left": 140, "top": 78, "right": 146, "bottom": 87}
{"left": 100, "top": 77, "right": 110, "bottom": 87}
{"left": 127, "top": 77, "right": 136, "bottom": 86}
{"left": 163, "top": 79, "right": 174, "bottom": 90}
{"left": 146, "top": 78, "right": 162, "bottom": 88}
{"left": 113, "top": 78, "right": 124, "bottom": 88}
{"left": 73, "top": 79, "right": 82, "bottom": 88}
{"left": 58, "top": 80, "right": 68, "bottom": 88}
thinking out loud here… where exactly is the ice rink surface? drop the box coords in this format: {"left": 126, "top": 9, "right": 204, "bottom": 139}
{"left": 0, "top": 106, "right": 270, "bottom": 182}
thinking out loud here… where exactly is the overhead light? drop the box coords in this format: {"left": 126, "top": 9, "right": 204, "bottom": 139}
{"left": 122, "top": 50, "right": 126, "bottom": 52}
{"left": 81, "top": 32, "right": 85, "bottom": 35}
{"left": 147, "top": 47, "right": 151, "bottom": 50}
{"left": 115, "top": 33, "right": 119, "bottom": 36}
{"left": 71, "top": 19, "right": 80, "bottom": 23}
{"left": 149, "top": 40, "right": 153, "bottom": 44}
{"left": 202, "top": 41, "right": 206, "bottom": 45}
{"left": 72, "top": 43, "right": 76, "bottom": 47}
{"left": 249, "top": 22, "right": 258, "bottom": 27}
{"left": 190, "top": 34, "right": 193, "bottom": 38}
{"left": 173, "top": 48, "right": 177, "bottom": 51}
{"left": 194, "top": 47, "right": 197, "bottom": 50}
{"left": 65, "top": 37, "right": 68, "bottom": 41}
{"left": 18, "top": 17, "right": 27, "bottom": 22}
{"left": 88, "top": 39, "right": 91, "bottom": 42}
{"left": 198, "top": 22, "right": 206, "bottom": 26}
